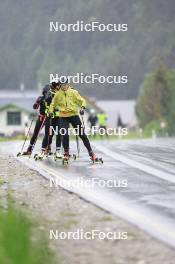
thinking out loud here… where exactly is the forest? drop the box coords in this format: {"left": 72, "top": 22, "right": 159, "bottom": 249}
{"left": 1, "top": 0, "right": 175, "bottom": 99}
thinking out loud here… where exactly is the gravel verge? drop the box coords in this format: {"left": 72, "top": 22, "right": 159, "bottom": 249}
{"left": 0, "top": 153, "right": 175, "bottom": 264}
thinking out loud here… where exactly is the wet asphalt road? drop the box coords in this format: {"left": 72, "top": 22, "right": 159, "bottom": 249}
{"left": 1, "top": 138, "right": 175, "bottom": 247}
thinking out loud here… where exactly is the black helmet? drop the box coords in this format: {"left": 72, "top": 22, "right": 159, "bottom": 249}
{"left": 51, "top": 81, "right": 61, "bottom": 88}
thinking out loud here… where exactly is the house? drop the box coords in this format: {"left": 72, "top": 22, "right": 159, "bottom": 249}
{"left": 0, "top": 104, "right": 32, "bottom": 136}
{"left": 0, "top": 91, "right": 37, "bottom": 136}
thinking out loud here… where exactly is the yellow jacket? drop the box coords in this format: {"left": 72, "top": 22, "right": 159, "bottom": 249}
{"left": 49, "top": 87, "right": 86, "bottom": 117}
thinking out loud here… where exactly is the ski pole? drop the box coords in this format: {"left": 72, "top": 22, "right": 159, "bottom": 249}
{"left": 46, "top": 117, "right": 52, "bottom": 154}
{"left": 80, "top": 114, "right": 85, "bottom": 130}
{"left": 76, "top": 135, "right": 80, "bottom": 158}
{"left": 77, "top": 112, "right": 86, "bottom": 158}
{"left": 76, "top": 107, "right": 87, "bottom": 158}
{"left": 18, "top": 117, "right": 34, "bottom": 155}
{"left": 28, "top": 116, "right": 46, "bottom": 159}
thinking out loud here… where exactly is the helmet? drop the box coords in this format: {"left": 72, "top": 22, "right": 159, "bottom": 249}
{"left": 60, "top": 77, "right": 68, "bottom": 85}
{"left": 50, "top": 81, "right": 61, "bottom": 93}
{"left": 51, "top": 81, "right": 61, "bottom": 88}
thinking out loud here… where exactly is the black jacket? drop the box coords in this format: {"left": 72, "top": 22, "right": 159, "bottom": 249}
{"left": 33, "top": 96, "right": 46, "bottom": 115}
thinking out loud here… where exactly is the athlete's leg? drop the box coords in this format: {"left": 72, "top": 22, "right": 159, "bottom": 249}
{"left": 69, "top": 115, "right": 93, "bottom": 155}
{"left": 59, "top": 117, "right": 69, "bottom": 153}
{"left": 55, "top": 117, "right": 62, "bottom": 150}
{"left": 42, "top": 117, "right": 51, "bottom": 150}
{"left": 29, "top": 118, "right": 42, "bottom": 146}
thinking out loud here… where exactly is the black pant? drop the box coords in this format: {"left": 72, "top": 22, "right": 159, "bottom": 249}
{"left": 60, "top": 115, "right": 92, "bottom": 154}
{"left": 30, "top": 116, "right": 45, "bottom": 146}
{"left": 42, "top": 117, "right": 62, "bottom": 150}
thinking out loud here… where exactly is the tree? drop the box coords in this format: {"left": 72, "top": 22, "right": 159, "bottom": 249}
{"left": 136, "top": 63, "right": 175, "bottom": 135}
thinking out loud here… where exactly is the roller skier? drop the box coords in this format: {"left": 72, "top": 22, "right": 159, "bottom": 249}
{"left": 97, "top": 111, "right": 108, "bottom": 138}
{"left": 49, "top": 79, "right": 103, "bottom": 165}
{"left": 34, "top": 82, "right": 63, "bottom": 160}
{"left": 18, "top": 85, "right": 49, "bottom": 156}
{"left": 88, "top": 109, "right": 98, "bottom": 137}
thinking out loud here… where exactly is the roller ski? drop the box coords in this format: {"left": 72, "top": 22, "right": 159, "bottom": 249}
{"left": 42, "top": 145, "right": 53, "bottom": 158}
{"left": 34, "top": 145, "right": 53, "bottom": 160}
{"left": 17, "top": 146, "right": 32, "bottom": 157}
{"left": 45, "top": 149, "right": 53, "bottom": 157}
{"left": 54, "top": 148, "right": 77, "bottom": 162}
{"left": 55, "top": 153, "right": 77, "bottom": 162}
{"left": 54, "top": 149, "right": 63, "bottom": 161}
{"left": 34, "top": 150, "right": 45, "bottom": 161}
{"left": 90, "top": 152, "right": 103, "bottom": 164}
{"left": 17, "top": 150, "right": 32, "bottom": 157}
{"left": 43, "top": 144, "right": 52, "bottom": 157}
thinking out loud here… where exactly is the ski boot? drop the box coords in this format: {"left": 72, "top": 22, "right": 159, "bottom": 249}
{"left": 90, "top": 152, "right": 103, "bottom": 164}
{"left": 62, "top": 152, "right": 70, "bottom": 165}
{"left": 17, "top": 146, "right": 32, "bottom": 157}
{"left": 22, "top": 150, "right": 32, "bottom": 156}
{"left": 45, "top": 145, "right": 53, "bottom": 157}
{"left": 34, "top": 150, "right": 46, "bottom": 161}
{"left": 54, "top": 149, "right": 63, "bottom": 161}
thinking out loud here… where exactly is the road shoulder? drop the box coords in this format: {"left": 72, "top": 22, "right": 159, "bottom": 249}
{"left": 0, "top": 153, "right": 175, "bottom": 264}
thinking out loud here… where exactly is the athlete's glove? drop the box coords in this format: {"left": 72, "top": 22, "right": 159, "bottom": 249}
{"left": 80, "top": 107, "right": 85, "bottom": 115}
{"left": 48, "top": 112, "right": 54, "bottom": 118}
{"left": 33, "top": 103, "right": 39, "bottom": 110}
{"left": 33, "top": 96, "right": 42, "bottom": 110}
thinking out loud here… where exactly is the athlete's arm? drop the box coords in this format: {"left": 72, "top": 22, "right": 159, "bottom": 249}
{"left": 49, "top": 92, "right": 59, "bottom": 113}
{"left": 33, "top": 96, "right": 42, "bottom": 109}
{"left": 74, "top": 90, "right": 86, "bottom": 108}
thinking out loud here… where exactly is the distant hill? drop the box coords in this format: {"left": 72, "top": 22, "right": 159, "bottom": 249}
{"left": 0, "top": 0, "right": 175, "bottom": 99}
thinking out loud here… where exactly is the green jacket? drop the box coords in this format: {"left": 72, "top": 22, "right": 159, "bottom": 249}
{"left": 49, "top": 87, "right": 86, "bottom": 117}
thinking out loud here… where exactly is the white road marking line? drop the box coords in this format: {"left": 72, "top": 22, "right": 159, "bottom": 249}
{"left": 16, "top": 156, "right": 175, "bottom": 248}
{"left": 92, "top": 143, "right": 175, "bottom": 184}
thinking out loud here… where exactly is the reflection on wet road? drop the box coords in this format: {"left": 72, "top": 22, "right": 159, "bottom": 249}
{"left": 1, "top": 138, "right": 175, "bottom": 247}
